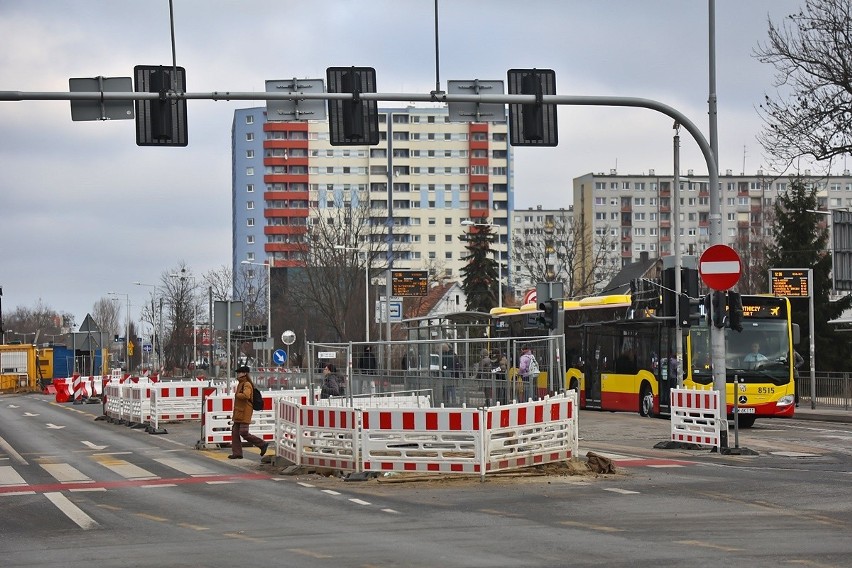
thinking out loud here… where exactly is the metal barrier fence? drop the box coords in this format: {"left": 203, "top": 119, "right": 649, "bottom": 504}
{"left": 796, "top": 373, "right": 852, "bottom": 410}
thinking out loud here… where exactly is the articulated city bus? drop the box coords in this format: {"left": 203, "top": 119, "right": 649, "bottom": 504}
{"left": 490, "top": 294, "right": 798, "bottom": 426}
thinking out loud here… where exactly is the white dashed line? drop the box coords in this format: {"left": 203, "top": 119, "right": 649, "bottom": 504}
{"left": 349, "top": 498, "right": 371, "bottom": 506}
{"left": 322, "top": 489, "right": 341, "bottom": 496}
{"left": 604, "top": 487, "right": 640, "bottom": 495}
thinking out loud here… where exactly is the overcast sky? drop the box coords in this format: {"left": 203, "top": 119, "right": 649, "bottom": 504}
{"left": 0, "top": 0, "right": 805, "bottom": 329}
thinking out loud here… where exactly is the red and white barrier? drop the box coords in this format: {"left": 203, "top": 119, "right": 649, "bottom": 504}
{"left": 274, "top": 392, "right": 579, "bottom": 478}
{"left": 199, "top": 389, "right": 316, "bottom": 448}
{"left": 149, "top": 382, "right": 207, "bottom": 432}
{"left": 482, "top": 392, "right": 578, "bottom": 473}
{"left": 670, "top": 387, "right": 722, "bottom": 448}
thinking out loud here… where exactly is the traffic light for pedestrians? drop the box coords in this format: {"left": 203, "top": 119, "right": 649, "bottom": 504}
{"left": 133, "top": 65, "right": 188, "bottom": 146}
{"left": 507, "top": 69, "right": 558, "bottom": 147}
{"left": 326, "top": 67, "right": 379, "bottom": 146}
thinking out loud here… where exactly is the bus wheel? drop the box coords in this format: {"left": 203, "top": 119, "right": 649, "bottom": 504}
{"left": 639, "top": 384, "right": 653, "bottom": 417}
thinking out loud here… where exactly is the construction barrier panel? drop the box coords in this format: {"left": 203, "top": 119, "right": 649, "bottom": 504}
{"left": 200, "top": 389, "right": 316, "bottom": 448}
{"left": 149, "top": 382, "right": 207, "bottom": 432}
{"left": 670, "top": 387, "right": 722, "bottom": 449}
{"left": 482, "top": 390, "right": 578, "bottom": 474}
{"left": 274, "top": 392, "right": 578, "bottom": 478}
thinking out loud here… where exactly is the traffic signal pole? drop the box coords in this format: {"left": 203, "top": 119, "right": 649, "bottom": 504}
{"left": 2, "top": 84, "right": 723, "bottom": 408}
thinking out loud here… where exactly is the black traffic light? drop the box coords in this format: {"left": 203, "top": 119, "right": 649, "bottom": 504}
{"left": 537, "top": 299, "right": 558, "bottom": 330}
{"left": 507, "top": 68, "right": 558, "bottom": 147}
{"left": 326, "top": 67, "right": 379, "bottom": 146}
{"left": 133, "top": 65, "right": 188, "bottom": 146}
{"left": 661, "top": 267, "right": 699, "bottom": 326}
{"left": 711, "top": 290, "right": 727, "bottom": 329}
{"left": 728, "top": 291, "right": 744, "bottom": 332}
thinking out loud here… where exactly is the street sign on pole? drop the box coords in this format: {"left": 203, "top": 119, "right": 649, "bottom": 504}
{"left": 699, "top": 245, "right": 742, "bottom": 291}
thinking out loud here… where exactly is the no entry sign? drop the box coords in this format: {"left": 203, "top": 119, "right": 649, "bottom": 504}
{"left": 699, "top": 245, "right": 742, "bottom": 291}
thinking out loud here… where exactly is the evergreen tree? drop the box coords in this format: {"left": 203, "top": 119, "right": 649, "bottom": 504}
{"left": 764, "top": 176, "right": 852, "bottom": 371}
{"left": 460, "top": 223, "right": 498, "bottom": 313}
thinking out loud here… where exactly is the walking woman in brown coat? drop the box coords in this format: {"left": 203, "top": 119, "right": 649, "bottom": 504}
{"left": 228, "top": 365, "right": 269, "bottom": 459}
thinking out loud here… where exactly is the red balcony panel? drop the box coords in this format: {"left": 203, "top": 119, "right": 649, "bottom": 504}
{"left": 263, "top": 191, "right": 309, "bottom": 200}
{"left": 263, "top": 139, "right": 309, "bottom": 150}
{"left": 263, "top": 122, "right": 308, "bottom": 133}
{"left": 264, "top": 226, "right": 308, "bottom": 236}
{"left": 264, "top": 157, "right": 309, "bottom": 167}
{"left": 264, "top": 174, "right": 309, "bottom": 185}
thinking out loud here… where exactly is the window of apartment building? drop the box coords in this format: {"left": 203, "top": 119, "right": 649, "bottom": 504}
{"left": 393, "top": 131, "right": 409, "bottom": 141}
{"left": 634, "top": 197, "right": 645, "bottom": 206}
{"left": 649, "top": 213, "right": 657, "bottom": 221}
{"left": 247, "top": 235, "right": 254, "bottom": 244}
{"left": 609, "top": 198, "right": 618, "bottom": 205}
{"left": 444, "top": 217, "right": 453, "bottom": 225}
{"left": 727, "top": 198, "right": 736, "bottom": 206}
{"left": 246, "top": 218, "right": 254, "bottom": 227}
{"left": 472, "top": 149, "right": 487, "bottom": 158}
{"left": 633, "top": 228, "right": 645, "bottom": 236}
{"left": 622, "top": 182, "right": 630, "bottom": 189}
{"left": 650, "top": 182, "right": 658, "bottom": 191}
{"left": 245, "top": 115, "right": 254, "bottom": 124}
{"left": 246, "top": 201, "right": 254, "bottom": 210}
{"left": 727, "top": 213, "right": 736, "bottom": 221}
{"left": 595, "top": 227, "right": 606, "bottom": 236}
{"left": 610, "top": 182, "right": 619, "bottom": 189}
{"left": 595, "top": 212, "right": 606, "bottom": 220}
{"left": 610, "top": 212, "right": 619, "bottom": 220}
{"left": 595, "top": 197, "right": 606, "bottom": 205}
{"left": 492, "top": 132, "right": 507, "bottom": 142}
{"left": 649, "top": 228, "right": 657, "bottom": 236}
{"left": 428, "top": 235, "right": 436, "bottom": 243}
{"left": 445, "top": 252, "right": 453, "bottom": 260}
{"left": 245, "top": 149, "right": 254, "bottom": 159}
{"left": 699, "top": 197, "right": 709, "bottom": 205}
{"left": 246, "top": 167, "right": 254, "bottom": 176}
{"left": 472, "top": 165, "right": 488, "bottom": 175}
{"left": 492, "top": 150, "right": 507, "bottom": 159}
{"left": 246, "top": 132, "right": 254, "bottom": 142}
{"left": 634, "top": 212, "right": 645, "bottom": 221}
{"left": 634, "top": 243, "right": 646, "bottom": 251}
{"left": 428, "top": 200, "right": 436, "bottom": 208}
{"left": 492, "top": 166, "right": 507, "bottom": 176}
{"left": 738, "top": 197, "right": 749, "bottom": 206}
{"left": 830, "top": 198, "right": 843, "bottom": 207}
{"left": 595, "top": 182, "right": 606, "bottom": 190}
{"left": 428, "top": 217, "right": 436, "bottom": 225}
{"left": 428, "top": 251, "right": 436, "bottom": 259}
{"left": 635, "top": 182, "right": 645, "bottom": 191}
{"left": 246, "top": 184, "right": 254, "bottom": 193}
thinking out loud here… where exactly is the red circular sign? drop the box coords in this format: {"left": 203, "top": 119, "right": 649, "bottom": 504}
{"left": 522, "top": 289, "right": 537, "bottom": 305}
{"left": 699, "top": 244, "right": 742, "bottom": 291}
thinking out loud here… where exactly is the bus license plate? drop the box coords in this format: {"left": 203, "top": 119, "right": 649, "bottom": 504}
{"left": 734, "top": 407, "right": 755, "bottom": 413}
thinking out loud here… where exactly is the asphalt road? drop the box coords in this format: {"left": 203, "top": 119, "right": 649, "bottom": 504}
{"left": 2, "top": 392, "right": 851, "bottom": 567}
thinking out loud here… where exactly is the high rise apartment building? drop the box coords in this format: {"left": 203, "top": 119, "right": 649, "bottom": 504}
{"left": 232, "top": 106, "right": 512, "bottom": 288}
{"left": 573, "top": 169, "right": 852, "bottom": 289}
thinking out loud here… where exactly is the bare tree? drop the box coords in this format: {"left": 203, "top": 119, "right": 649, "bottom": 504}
{"left": 91, "top": 297, "right": 121, "bottom": 339}
{"left": 2, "top": 300, "right": 69, "bottom": 343}
{"left": 513, "top": 213, "right": 619, "bottom": 299}
{"left": 158, "top": 263, "right": 203, "bottom": 370}
{"left": 755, "top": 0, "right": 852, "bottom": 169}
{"left": 290, "top": 198, "right": 389, "bottom": 342}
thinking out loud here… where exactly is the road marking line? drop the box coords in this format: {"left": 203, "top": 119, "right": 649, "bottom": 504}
{"left": 288, "top": 548, "right": 333, "bottom": 559}
{"left": 349, "top": 498, "right": 371, "bottom": 505}
{"left": 0, "top": 466, "right": 27, "bottom": 487}
{"left": 0, "top": 435, "right": 28, "bottom": 465}
{"left": 44, "top": 491, "right": 99, "bottom": 530}
{"left": 69, "top": 487, "right": 107, "bottom": 492}
{"left": 322, "top": 489, "right": 341, "bottom": 496}
{"left": 297, "top": 482, "right": 315, "bottom": 488}
{"left": 135, "top": 513, "right": 169, "bottom": 522}
{"left": 41, "top": 463, "right": 93, "bottom": 484}
{"left": 559, "top": 520, "right": 624, "bottom": 533}
{"left": 381, "top": 508, "right": 400, "bottom": 514}
{"left": 1, "top": 491, "right": 36, "bottom": 496}
{"left": 603, "top": 487, "right": 640, "bottom": 494}
{"left": 676, "top": 539, "right": 742, "bottom": 552}
{"left": 224, "top": 532, "right": 264, "bottom": 543}
{"left": 179, "top": 523, "right": 210, "bottom": 531}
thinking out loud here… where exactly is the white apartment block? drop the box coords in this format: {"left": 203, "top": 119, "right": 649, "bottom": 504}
{"left": 572, "top": 168, "right": 852, "bottom": 291}
{"left": 232, "top": 106, "right": 512, "bottom": 286}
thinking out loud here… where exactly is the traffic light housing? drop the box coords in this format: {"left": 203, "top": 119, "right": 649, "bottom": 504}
{"left": 711, "top": 290, "right": 727, "bottom": 329}
{"left": 133, "top": 65, "right": 188, "bottom": 146}
{"left": 326, "top": 67, "right": 379, "bottom": 146}
{"left": 727, "top": 291, "right": 744, "bottom": 332}
{"left": 507, "top": 69, "right": 558, "bottom": 147}
{"left": 661, "top": 267, "right": 699, "bottom": 326}
{"left": 537, "top": 299, "right": 558, "bottom": 330}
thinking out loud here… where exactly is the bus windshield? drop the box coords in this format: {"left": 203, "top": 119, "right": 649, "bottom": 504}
{"left": 690, "top": 321, "right": 791, "bottom": 385}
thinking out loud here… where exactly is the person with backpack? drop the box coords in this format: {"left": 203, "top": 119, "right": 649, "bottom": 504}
{"left": 518, "top": 346, "right": 539, "bottom": 401}
{"left": 320, "top": 363, "right": 344, "bottom": 398}
{"left": 228, "top": 365, "right": 269, "bottom": 460}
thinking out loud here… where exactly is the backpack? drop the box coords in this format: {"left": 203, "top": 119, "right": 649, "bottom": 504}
{"left": 251, "top": 385, "right": 265, "bottom": 411}
{"left": 527, "top": 355, "right": 540, "bottom": 377}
